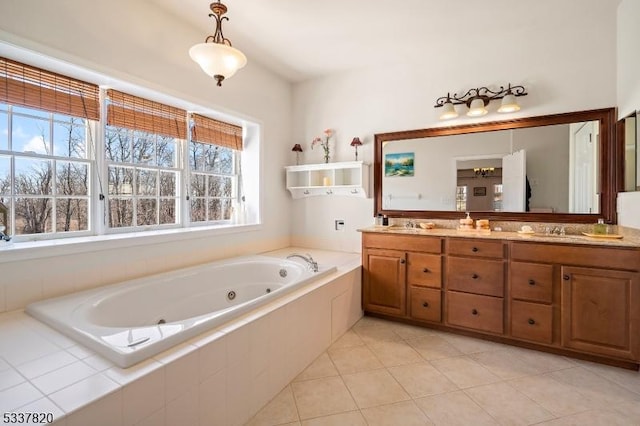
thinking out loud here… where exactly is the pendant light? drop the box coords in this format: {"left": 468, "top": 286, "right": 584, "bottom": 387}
{"left": 189, "top": 1, "right": 247, "bottom": 87}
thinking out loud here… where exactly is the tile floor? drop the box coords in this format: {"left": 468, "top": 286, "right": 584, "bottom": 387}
{"left": 245, "top": 316, "right": 640, "bottom": 426}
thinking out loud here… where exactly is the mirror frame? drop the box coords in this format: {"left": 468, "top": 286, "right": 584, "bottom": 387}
{"left": 374, "top": 107, "right": 619, "bottom": 223}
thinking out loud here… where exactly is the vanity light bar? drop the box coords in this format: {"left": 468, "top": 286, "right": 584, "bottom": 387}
{"left": 435, "top": 84, "right": 527, "bottom": 120}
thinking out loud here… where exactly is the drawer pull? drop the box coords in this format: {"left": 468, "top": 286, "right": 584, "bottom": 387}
{"left": 528, "top": 279, "right": 536, "bottom": 286}
{"left": 472, "top": 274, "right": 479, "bottom": 279}
{"left": 472, "top": 247, "right": 479, "bottom": 252}
{"left": 528, "top": 318, "right": 536, "bottom": 325}
{"left": 423, "top": 268, "right": 429, "bottom": 273}
{"left": 563, "top": 274, "right": 570, "bottom": 281}
{"left": 422, "top": 302, "right": 429, "bottom": 308}
{"left": 471, "top": 309, "right": 478, "bottom": 315}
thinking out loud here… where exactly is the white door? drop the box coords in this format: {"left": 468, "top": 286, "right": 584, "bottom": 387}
{"left": 571, "top": 122, "right": 597, "bottom": 213}
{"left": 502, "top": 150, "right": 527, "bottom": 212}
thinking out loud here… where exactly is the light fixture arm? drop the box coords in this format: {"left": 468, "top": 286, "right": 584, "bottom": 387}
{"left": 205, "top": 2, "right": 233, "bottom": 46}
{"left": 435, "top": 84, "right": 527, "bottom": 108}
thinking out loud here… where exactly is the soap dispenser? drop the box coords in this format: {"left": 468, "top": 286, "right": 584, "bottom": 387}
{"left": 593, "top": 218, "right": 607, "bottom": 235}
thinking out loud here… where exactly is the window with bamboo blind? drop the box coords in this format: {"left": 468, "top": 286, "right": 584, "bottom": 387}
{"left": 0, "top": 57, "right": 95, "bottom": 238}
{"left": 0, "top": 57, "right": 99, "bottom": 120}
{"left": 106, "top": 89, "right": 187, "bottom": 139}
{"left": 191, "top": 113, "right": 243, "bottom": 151}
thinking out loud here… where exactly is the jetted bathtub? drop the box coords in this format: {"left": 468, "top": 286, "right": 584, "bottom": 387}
{"left": 26, "top": 255, "right": 336, "bottom": 368}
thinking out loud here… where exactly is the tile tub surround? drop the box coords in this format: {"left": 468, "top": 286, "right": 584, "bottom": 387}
{"left": 247, "top": 316, "right": 640, "bottom": 426}
{"left": 0, "top": 248, "right": 362, "bottom": 426}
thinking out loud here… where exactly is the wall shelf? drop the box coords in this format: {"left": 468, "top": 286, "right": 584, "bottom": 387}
{"left": 285, "top": 161, "right": 370, "bottom": 199}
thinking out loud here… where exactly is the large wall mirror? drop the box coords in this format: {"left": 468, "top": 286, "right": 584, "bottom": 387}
{"left": 374, "top": 108, "right": 618, "bottom": 223}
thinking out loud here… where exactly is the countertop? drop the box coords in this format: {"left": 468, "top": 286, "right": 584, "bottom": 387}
{"left": 358, "top": 226, "right": 640, "bottom": 248}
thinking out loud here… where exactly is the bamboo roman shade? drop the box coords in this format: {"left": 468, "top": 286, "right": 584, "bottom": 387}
{"left": 0, "top": 57, "right": 100, "bottom": 120}
{"left": 191, "top": 113, "right": 243, "bottom": 151}
{"left": 106, "top": 89, "right": 187, "bottom": 139}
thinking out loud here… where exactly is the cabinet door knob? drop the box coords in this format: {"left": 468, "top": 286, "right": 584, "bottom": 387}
{"left": 422, "top": 302, "right": 429, "bottom": 308}
{"left": 528, "top": 279, "right": 536, "bottom": 286}
{"left": 423, "top": 268, "right": 429, "bottom": 273}
{"left": 400, "top": 259, "right": 406, "bottom": 264}
{"left": 472, "top": 274, "right": 479, "bottom": 279}
{"left": 563, "top": 274, "right": 570, "bottom": 281}
{"left": 528, "top": 318, "right": 536, "bottom": 325}
{"left": 471, "top": 309, "right": 478, "bottom": 315}
{"left": 472, "top": 247, "right": 479, "bottom": 252}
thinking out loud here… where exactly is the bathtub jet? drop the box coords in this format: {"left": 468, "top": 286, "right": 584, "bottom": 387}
{"left": 26, "top": 255, "right": 336, "bottom": 368}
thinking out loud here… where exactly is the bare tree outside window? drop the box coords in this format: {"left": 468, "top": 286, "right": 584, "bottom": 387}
{"left": 1, "top": 105, "right": 91, "bottom": 237}
{"left": 105, "top": 126, "right": 179, "bottom": 229}
{"left": 189, "top": 140, "right": 235, "bottom": 223}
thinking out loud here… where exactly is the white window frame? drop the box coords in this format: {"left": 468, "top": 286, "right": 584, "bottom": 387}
{"left": 0, "top": 103, "right": 94, "bottom": 242}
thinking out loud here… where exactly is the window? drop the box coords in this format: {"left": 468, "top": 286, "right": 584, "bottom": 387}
{"left": 0, "top": 58, "right": 98, "bottom": 239}
{"left": 0, "top": 57, "right": 254, "bottom": 242}
{"left": 189, "top": 114, "right": 242, "bottom": 224}
{"left": 105, "top": 90, "right": 184, "bottom": 230}
{"left": 456, "top": 185, "right": 467, "bottom": 212}
{"left": 493, "top": 184, "right": 503, "bottom": 211}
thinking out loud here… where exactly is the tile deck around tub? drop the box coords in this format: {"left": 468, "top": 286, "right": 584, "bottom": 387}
{"left": 246, "top": 317, "right": 640, "bottom": 426}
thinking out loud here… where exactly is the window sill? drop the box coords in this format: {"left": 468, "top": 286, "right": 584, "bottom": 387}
{"left": 0, "top": 223, "right": 262, "bottom": 264}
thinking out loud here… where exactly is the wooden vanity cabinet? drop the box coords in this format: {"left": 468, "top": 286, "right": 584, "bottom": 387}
{"left": 362, "top": 232, "right": 640, "bottom": 368}
{"left": 511, "top": 242, "right": 640, "bottom": 362}
{"left": 446, "top": 238, "right": 506, "bottom": 334}
{"left": 362, "top": 233, "right": 443, "bottom": 322}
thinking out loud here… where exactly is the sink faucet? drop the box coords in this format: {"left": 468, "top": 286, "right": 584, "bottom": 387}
{"left": 286, "top": 253, "right": 319, "bottom": 272}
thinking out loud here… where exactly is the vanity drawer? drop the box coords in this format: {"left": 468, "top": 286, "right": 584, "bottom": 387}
{"left": 447, "top": 291, "right": 504, "bottom": 334}
{"left": 511, "top": 242, "right": 640, "bottom": 271}
{"left": 447, "top": 238, "right": 504, "bottom": 259}
{"left": 407, "top": 252, "right": 442, "bottom": 288}
{"left": 363, "top": 233, "right": 442, "bottom": 253}
{"left": 510, "top": 300, "right": 553, "bottom": 344}
{"left": 447, "top": 257, "right": 504, "bottom": 297}
{"left": 510, "top": 262, "right": 553, "bottom": 304}
{"left": 410, "top": 287, "right": 441, "bottom": 322}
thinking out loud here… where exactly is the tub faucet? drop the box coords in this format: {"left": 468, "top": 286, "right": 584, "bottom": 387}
{"left": 286, "top": 253, "right": 319, "bottom": 273}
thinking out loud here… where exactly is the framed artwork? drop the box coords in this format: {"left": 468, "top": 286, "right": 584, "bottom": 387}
{"left": 473, "top": 186, "right": 487, "bottom": 196}
{"left": 385, "top": 152, "right": 414, "bottom": 177}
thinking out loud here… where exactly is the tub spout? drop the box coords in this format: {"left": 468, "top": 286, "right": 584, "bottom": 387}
{"left": 286, "top": 253, "right": 319, "bottom": 273}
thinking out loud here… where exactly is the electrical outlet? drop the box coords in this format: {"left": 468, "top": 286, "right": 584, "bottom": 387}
{"left": 335, "top": 219, "right": 345, "bottom": 231}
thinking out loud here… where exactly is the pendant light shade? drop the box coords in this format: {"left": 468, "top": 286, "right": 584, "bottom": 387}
{"left": 497, "top": 93, "right": 520, "bottom": 113}
{"left": 190, "top": 1, "right": 247, "bottom": 87}
{"left": 189, "top": 43, "right": 247, "bottom": 82}
{"left": 439, "top": 101, "right": 458, "bottom": 120}
{"left": 467, "top": 98, "right": 488, "bottom": 117}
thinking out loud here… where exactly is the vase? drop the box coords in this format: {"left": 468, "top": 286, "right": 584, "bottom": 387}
{"left": 324, "top": 154, "right": 330, "bottom": 163}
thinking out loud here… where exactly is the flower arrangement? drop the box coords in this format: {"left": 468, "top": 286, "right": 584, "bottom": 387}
{"left": 311, "top": 128, "right": 333, "bottom": 163}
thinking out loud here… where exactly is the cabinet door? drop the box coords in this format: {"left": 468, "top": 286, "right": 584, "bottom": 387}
{"left": 363, "top": 249, "right": 407, "bottom": 316}
{"left": 561, "top": 266, "right": 640, "bottom": 360}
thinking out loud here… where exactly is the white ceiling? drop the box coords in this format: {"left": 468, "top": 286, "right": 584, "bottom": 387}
{"left": 149, "top": 0, "right": 621, "bottom": 83}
